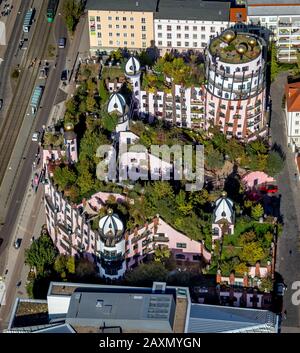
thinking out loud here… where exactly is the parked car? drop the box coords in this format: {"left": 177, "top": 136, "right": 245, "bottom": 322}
{"left": 16, "top": 281, "right": 22, "bottom": 288}
{"left": 32, "top": 132, "right": 40, "bottom": 142}
{"left": 61, "top": 69, "right": 68, "bottom": 81}
{"left": 14, "top": 238, "right": 22, "bottom": 249}
{"left": 275, "top": 282, "right": 287, "bottom": 296}
{"left": 0, "top": 238, "right": 3, "bottom": 248}
{"left": 0, "top": 99, "right": 3, "bottom": 111}
{"left": 58, "top": 37, "right": 66, "bottom": 49}
{"left": 259, "top": 184, "right": 278, "bottom": 193}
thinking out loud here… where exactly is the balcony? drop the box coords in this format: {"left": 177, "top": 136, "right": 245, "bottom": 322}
{"left": 100, "top": 252, "right": 124, "bottom": 261}
{"left": 131, "top": 229, "right": 152, "bottom": 244}
{"left": 153, "top": 233, "right": 169, "bottom": 242}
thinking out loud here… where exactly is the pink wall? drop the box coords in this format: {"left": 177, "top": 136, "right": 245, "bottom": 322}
{"left": 242, "top": 171, "right": 275, "bottom": 189}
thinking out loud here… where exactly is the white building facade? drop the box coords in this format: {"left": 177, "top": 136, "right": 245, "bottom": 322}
{"left": 204, "top": 30, "right": 266, "bottom": 138}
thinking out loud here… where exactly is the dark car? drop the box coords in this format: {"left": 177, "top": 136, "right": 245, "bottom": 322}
{"left": 14, "top": 238, "right": 22, "bottom": 249}
{"left": 58, "top": 37, "right": 66, "bottom": 49}
{"left": 0, "top": 237, "right": 3, "bottom": 248}
{"left": 0, "top": 99, "right": 3, "bottom": 111}
{"left": 61, "top": 69, "right": 68, "bottom": 81}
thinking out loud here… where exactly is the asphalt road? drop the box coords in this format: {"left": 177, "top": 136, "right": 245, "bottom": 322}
{"left": 270, "top": 72, "right": 300, "bottom": 331}
{"left": 0, "top": 3, "right": 68, "bottom": 271}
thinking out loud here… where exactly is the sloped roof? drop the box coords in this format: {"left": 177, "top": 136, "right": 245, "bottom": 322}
{"left": 213, "top": 195, "right": 234, "bottom": 224}
{"left": 188, "top": 304, "right": 277, "bottom": 333}
{"left": 286, "top": 82, "right": 300, "bottom": 112}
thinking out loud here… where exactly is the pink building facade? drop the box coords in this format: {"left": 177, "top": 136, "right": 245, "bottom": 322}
{"left": 242, "top": 171, "right": 275, "bottom": 189}
{"left": 44, "top": 179, "right": 211, "bottom": 278}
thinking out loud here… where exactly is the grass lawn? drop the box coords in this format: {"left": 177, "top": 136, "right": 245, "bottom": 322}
{"left": 102, "top": 66, "right": 124, "bottom": 80}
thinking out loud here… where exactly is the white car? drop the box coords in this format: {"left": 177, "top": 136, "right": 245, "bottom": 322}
{"left": 32, "top": 132, "right": 40, "bottom": 142}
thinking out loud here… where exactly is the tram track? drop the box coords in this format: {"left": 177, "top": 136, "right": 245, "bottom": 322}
{"left": 0, "top": 1, "right": 53, "bottom": 186}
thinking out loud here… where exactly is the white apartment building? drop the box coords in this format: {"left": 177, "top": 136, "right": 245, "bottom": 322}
{"left": 246, "top": 0, "right": 300, "bottom": 62}
{"left": 154, "top": 0, "right": 231, "bottom": 54}
{"left": 285, "top": 82, "right": 300, "bottom": 148}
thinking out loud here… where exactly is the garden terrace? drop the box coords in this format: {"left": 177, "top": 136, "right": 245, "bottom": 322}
{"left": 77, "top": 63, "right": 101, "bottom": 82}
{"left": 13, "top": 300, "right": 49, "bottom": 328}
{"left": 209, "top": 33, "right": 261, "bottom": 64}
{"left": 42, "top": 132, "right": 64, "bottom": 149}
{"left": 102, "top": 66, "right": 125, "bottom": 81}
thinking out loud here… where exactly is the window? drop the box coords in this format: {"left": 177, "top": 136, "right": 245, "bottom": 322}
{"left": 130, "top": 17, "right": 134, "bottom": 21}
{"left": 141, "top": 17, "right": 146, "bottom": 23}
{"left": 97, "top": 32, "right": 101, "bottom": 38}
{"left": 185, "top": 26, "right": 189, "bottom": 30}
{"left": 131, "top": 33, "right": 134, "bottom": 37}
{"left": 176, "top": 242, "right": 187, "bottom": 248}
{"left": 167, "top": 41, "right": 172, "bottom": 47}
{"left": 193, "top": 34, "right": 197, "bottom": 39}
{"left": 295, "top": 129, "right": 299, "bottom": 134}
{"left": 167, "top": 33, "right": 172, "bottom": 39}
{"left": 96, "top": 16, "right": 100, "bottom": 22}
{"left": 176, "top": 254, "right": 185, "bottom": 260}
{"left": 142, "top": 42, "right": 146, "bottom": 48}
{"left": 201, "top": 26, "right": 205, "bottom": 31}
{"left": 201, "top": 34, "right": 205, "bottom": 39}
{"left": 201, "top": 42, "right": 206, "bottom": 47}
{"left": 108, "top": 24, "right": 112, "bottom": 28}
{"left": 131, "top": 41, "right": 135, "bottom": 45}
{"left": 142, "top": 33, "right": 146, "bottom": 39}
{"left": 296, "top": 113, "right": 300, "bottom": 117}
{"left": 109, "top": 32, "right": 113, "bottom": 37}
{"left": 193, "top": 255, "right": 201, "bottom": 261}
{"left": 115, "top": 16, "right": 119, "bottom": 21}
{"left": 124, "top": 40, "right": 128, "bottom": 46}
{"left": 177, "top": 33, "right": 181, "bottom": 38}
{"left": 116, "top": 40, "right": 120, "bottom": 46}
{"left": 185, "top": 42, "right": 189, "bottom": 47}
{"left": 123, "top": 25, "right": 127, "bottom": 29}
{"left": 109, "top": 40, "right": 113, "bottom": 45}
{"left": 158, "top": 40, "right": 162, "bottom": 45}
{"left": 193, "top": 42, "right": 197, "bottom": 47}
{"left": 167, "top": 25, "right": 172, "bottom": 31}
{"left": 133, "top": 244, "right": 138, "bottom": 250}
{"left": 177, "top": 25, "right": 181, "bottom": 30}
{"left": 116, "top": 33, "right": 120, "bottom": 37}
{"left": 130, "top": 25, "right": 134, "bottom": 29}
{"left": 193, "top": 26, "right": 197, "bottom": 31}
{"left": 108, "top": 16, "right": 112, "bottom": 20}
{"left": 177, "top": 41, "right": 181, "bottom": 47}
{"left": 210, "top": 27, "right": 215, "bottom": 33}
{"left": 116, "top": 24, "right": 119, "bottom": 29}
{"left": 157, "top": 33, "right": 162, "bottom": 38}
{"left": 158, "top": 24, "right": 162, "bottom": 30}
{"left": 97, "top": 24, "right": 101, "bottom": 30}
{"left": 242, "top": 66, "right": 249, "bottom": 72}
{"left": 142, "top": 25, "right": 146, "bottom": 31}
{"left": 124, "top": 33, "right": 127, "bottom": 37}
{"left": 185, "top": 34, "right": 189, "bottom": 39}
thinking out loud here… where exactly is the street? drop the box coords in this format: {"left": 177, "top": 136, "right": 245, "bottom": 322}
{"left": 270, "top": 72, "right": 300, "bottom": 331}
{"left": 0, "top": 8, "right": 87, "bottom": 331}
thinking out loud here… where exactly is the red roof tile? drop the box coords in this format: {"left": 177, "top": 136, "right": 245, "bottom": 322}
{"left": 286, "top": 82, "right": 300, "bottom": 112}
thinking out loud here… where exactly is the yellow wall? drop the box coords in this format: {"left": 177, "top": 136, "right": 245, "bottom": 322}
{"left": 88, "top": 10, "right": 154, "bottom": 51}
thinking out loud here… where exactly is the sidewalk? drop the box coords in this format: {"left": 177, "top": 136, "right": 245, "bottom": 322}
{"left": 0, "top": 0, "right": 22, "bottom": 58}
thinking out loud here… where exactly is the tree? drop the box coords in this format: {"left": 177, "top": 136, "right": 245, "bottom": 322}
{"left": 270, "top": 41, "right": 279, "bottom": 81}
{"left": 62, "top": 0, "right": 84, "bottom": 33}
{"left": 54, "top": 255, "right": 68, "bottom": 279}
{"left": 233, "top": 262, "right": 248, "bottom": 276}
{"left": 251, "top": 203, "right": 264, "bottom": 220}
{"left": 75, "top": 258, "right": 95, "bottom": 278}
{"left": 86, "top": 96, "right": 96, "bottom": 112}
{"left": 53, "top": 166, "right": 77, "bottom": 191}
{"left": 240, "top": 242, "right": 265, "bottom": 264}
{"left": 239, "top": 231, "right": 257, "bottom": 245}
{"left": 205, "top": 148, "right": 224, "bottom": 170}
{"left": 260, "top": 276, "right": 273, "bottom": 292}
{"left": 154, "top": 246, "right": 171, "bottom": 264}
{"left": 25, "top": 235, "right": 57, "bottom": 276}
{"left": 125, "top": 262, "right": 168, "bottom": 286}
{"left": 76, "top": 160, "right": 94, "bottom": 196}
{"left": 99, "top": 80, "right": 109, "bottom": 103}
{"left": 101, "top": 112, "right": 118, "bottom": 132}
{"left": 175, "top": 190, "right": 193, "bottom": 216}
{"left": 265, "top": 151, "right": 284, "bottom": 176}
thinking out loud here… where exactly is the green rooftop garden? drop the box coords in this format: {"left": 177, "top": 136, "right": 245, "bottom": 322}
{"left": 209, "top": 33, "right": 261, "bottom": 64}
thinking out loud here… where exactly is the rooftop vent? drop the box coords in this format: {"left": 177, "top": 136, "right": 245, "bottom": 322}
{"left": 136, "top": 1, "right": 139, "bottom": 6}
{"left": 96, "top": 299, "right": 104, "bottom": 308}
{"left": 152, "top": 282, "right": 166, "bottom": 294}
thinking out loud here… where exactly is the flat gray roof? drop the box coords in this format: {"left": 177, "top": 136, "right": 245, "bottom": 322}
{"left": 156, "top": 0, "right": 231, "bottom": 21}
{"left": 248, "top": 6, "right": 300, "bottom": 16}
{"left": 188, "top": 304, "right": 277, "bottom": 333}
{"left": 66, "top": 291, "right": 176, "bottom": 332}
{"left": 86, "top": 0, "right": 158, "bottom": 12}
{"left": 247, "top": 0, "right": 300, "bottom": 4}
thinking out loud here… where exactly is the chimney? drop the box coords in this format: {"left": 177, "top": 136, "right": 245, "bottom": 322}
{"left": 229, "top": 271, "right": 235, "bottom": 285}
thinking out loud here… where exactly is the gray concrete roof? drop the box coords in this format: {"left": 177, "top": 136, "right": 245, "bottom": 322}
{"left": 247, "top": 0, "right": 300, "bottom": 4}
{"left": 188, "top": 304, "right": 278, "bottom": 333}
{"left": 33, "top": 323, "right": 76, "bottom": 333}
{"left": 66, "top": 291, "right": 176, "bottom": 332}
{"left": 86, "top": 0, "right": 158, "bottom": 12}
{"left": 248, "top": 6, "right": 300, "bottom": 16}
{"left": 156, "top": 0, "right": 230, "bottom": 21}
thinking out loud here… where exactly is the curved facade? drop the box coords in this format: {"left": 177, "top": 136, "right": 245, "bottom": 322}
{"left": 98, "top": 211, "right": 126, "bottom": 279}
{"left": 204, "top": 31, "right": 266, "bottom": 138}
{"left": 125, "top": 56, "right": 141, "bottom": 108}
